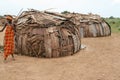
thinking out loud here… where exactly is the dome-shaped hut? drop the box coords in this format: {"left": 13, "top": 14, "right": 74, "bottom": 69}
{"left": 14, "top": 10, "right": 81, "bottom": 58}
{"left": 64, "top": 13, "right": 111, "bottom": 38}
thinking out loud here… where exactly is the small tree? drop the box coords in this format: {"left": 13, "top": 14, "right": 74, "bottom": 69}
{"left": 61, "top": 11, "right": 70, "bottom": 14}
{"left": 109, "top": 16, "right": 114, "bottom": 19}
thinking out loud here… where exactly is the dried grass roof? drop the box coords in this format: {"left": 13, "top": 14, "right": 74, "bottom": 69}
{"left": 16, "top": 9, "right": 67, "bottom": 27}
{"left": 63, "top": 13, "right": 103, "bottom": 23}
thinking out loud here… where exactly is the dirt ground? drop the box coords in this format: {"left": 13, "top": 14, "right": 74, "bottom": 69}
{"left": 0, "top": 31, "right": 120, "bottom": 80}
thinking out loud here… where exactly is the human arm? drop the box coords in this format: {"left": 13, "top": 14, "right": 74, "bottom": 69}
{"left": 12, "top": 23, "right": 16, "bottom": 32}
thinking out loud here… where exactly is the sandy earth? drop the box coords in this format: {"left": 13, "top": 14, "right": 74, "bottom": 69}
{"left": 0, "top": 31, "right": 120, "bottom": 80}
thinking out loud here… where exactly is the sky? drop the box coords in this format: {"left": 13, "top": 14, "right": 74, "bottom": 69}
{"left": 0, "top": 0, "right": 120, "bottom": 17}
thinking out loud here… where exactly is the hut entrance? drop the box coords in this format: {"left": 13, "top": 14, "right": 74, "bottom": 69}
{"left": 80, "top": 27, "right": 84, "bottom": 38}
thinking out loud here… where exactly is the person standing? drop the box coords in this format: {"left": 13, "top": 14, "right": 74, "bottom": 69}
{"left": 0, "top": 15, "right": 15, "bottom": 61}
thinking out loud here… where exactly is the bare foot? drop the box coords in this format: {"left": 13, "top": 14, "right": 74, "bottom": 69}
{"left": 3, "top": 59, "right": 7, "bottom": 63}
{"left": 12, "top": 58, "right": 15, "bottom": 61}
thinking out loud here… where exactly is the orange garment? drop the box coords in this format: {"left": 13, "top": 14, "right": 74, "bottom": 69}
{"left": 4, "top": 24, "right": 14, "bottom": 59}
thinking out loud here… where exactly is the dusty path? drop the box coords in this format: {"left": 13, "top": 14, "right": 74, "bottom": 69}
{"left": 0, "top": 33, "right": 120, "bottom": 80}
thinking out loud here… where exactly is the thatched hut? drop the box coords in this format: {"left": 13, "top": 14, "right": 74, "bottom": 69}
{"left": 14, "top": 10, "right": 81, "bottom": 58}
{"left": 64, "top": 13, "right": 111, "bottom": 38}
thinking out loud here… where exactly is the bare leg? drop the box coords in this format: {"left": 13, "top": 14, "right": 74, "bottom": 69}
{"left": 4, "top": 57, "right": 7, "bottom": 61}
{"left": 3, "top": 55, "right": 7, "bottom": 63}
{"left": 11, "top": 54, "right": 15, "bottom": 60}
